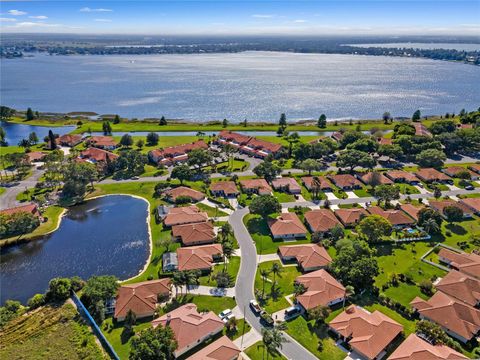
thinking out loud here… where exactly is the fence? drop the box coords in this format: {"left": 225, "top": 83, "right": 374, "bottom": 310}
{"left": 71, "top": 292, "right": 120, "bottom": 360}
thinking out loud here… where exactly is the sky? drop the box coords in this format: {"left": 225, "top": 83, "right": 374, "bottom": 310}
{"left": 0, "top": 1, "right": 479, "bottom": 36}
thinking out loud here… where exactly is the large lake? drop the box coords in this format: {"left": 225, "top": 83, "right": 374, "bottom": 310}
{"left": 0, "top": 195, "right": 150, "bottom": 304}
{"left": 1, "top": 52, "right": 479, "bottom": 121}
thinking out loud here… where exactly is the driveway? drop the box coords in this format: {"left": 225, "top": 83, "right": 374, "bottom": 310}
{"left": 345, "top": 191, "right": 358, "bottom": 199}
{"left": 414, "top": 185, "right": 430, "bottom": 194}
{"left": 446, "top": 184, "right": 460, "bottom": 191}
{"left": 325, "top": 192, "right": 338, "bottom": 200}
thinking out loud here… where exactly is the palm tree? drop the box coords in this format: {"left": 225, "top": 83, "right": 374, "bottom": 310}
{"left": 270, "top": 262, "right": 282, "bottom": 284}
{"left": 343, "top": 285, "right": 355, "bottom": 309}
{"left": 284, "top": 132, "right": 300, "bottom": 157}
{"left": 172, "top": 272, "right": 184, "bottom": 297}
{"left": 219, "top": 223, "right": 233, "bottom": 244}
{"left": 260, "top": 269, "right": 270, "bottom": 298}
{"left": 262, "top": 325, "right": 288, "bottom": 359}
{"left": 223, "top": 144, "right": 235, "bottom": 170}
{"left": 311, "top": 176, "right": 321, "bottom": 200}
{"left": 222, "top": 240, "right": 235, "bottom": 271}
{"left": 423, "top": 218, "right": 440, "bottom": 235}
{"left": 293, "top": 282, "right": 306, "bottom": 296}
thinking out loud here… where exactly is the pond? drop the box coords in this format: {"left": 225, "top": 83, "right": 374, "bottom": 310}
{"left": 0, "top": 120, "right": 76, "bottom": 147}
{"left": 0, "top": 195, "right": 150, "bottom": 304}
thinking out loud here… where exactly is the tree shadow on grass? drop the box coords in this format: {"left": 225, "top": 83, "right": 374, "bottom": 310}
{"left": 445, "top": 223, "right": 467, "bottom": 236}
{"left": 246, "top": 217, "right": 270, "bottom": 235}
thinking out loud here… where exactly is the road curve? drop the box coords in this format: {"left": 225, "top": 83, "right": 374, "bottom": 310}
{"left": 229, "top": 207, "right": 318, "bottom": 360}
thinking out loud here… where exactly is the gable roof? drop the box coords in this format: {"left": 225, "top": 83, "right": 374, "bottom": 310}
{"left": 163, "top": 206, "right": 209, "bottom": 227}
{"left": 436, "top": 270, "right": 480, "bottom": 307}
{"left": 442, "top": 166, "right": 477, "bottom": 178}
{"left": 278, "top": 244, "right": 332, "bottom": 270}
{"left": 330, "top": 305, "right": 403, "bottom": 360}
{"left": 460, "top": 197, "right": 480, "bottom": 214}
{"left": 295, "top": 269, "right": 345, "bottom": 310}
{"left": 328, "top": 174, "right": 362, "bottom": 188}
{"left": 305, "top": 209, "right": 342, "bottom": 233}
{"left": 268, "top": 213, "right": 307, "bottom": 237}
{"left": 359, "top": 172, "right": 393, "bottom": 185}
{"left": 172, "top": 222, "right": 215, "bottom": 246}
{"left": 210, "top": 181, "right": 239, "bottom": 195}
{"left": 334, "top": 208, "right": 368, "bottom": 226}
{"left": 57, "top": 133, "right": 83, "bottom": 145}
{"left": 438, "top": 248, "right": 480, "bottom": 279}
{"left": 164, "top": 186, "right": 205, "bottom": 202}
{"left": 399, "top": 203, "right": 424, "bottom": 221}
{"left": 271, "top": 177, "right": 302, "bottom": 192}
{"left": 428, "top": 199, "right": 473, "bottom": 216}
{"left": 367, "top": 206, "right": 415, "bottom": 226}
{"left": 114, "top": 279, "right": 171, "bottom": 319}
{"left": 152, "top": 303, "right": 224, "bottom": 355}
{"left": 87, "top": 136, "right": 117, "bottom": 147}
{"left": 239, "top": 179, "right": 272, "bottom": 193}
{"left": 415, "top": 168, "right": 451, "bottom": 182}
{"left": 301, "top": 176, "right": 332, "bottom": 190}
{"left": 413, "top": 123, "right": 432, "bottom": 137}
{"left": 80, "top": 147, "right": 118, "bottom": 162}
{"left": 176, "top": 244, "right": 223, "bottom": 271}
{"left": 0, "top": 203, "right": 40, "bottom": 217}
{"left": 27, "top": 151, "right": 47, "bottom": 162}
{"left": 385, "top": 170, "right": 419, "bottom": 183}
{"left": 387, "top": 333, "right": 467, "bottom": 360}
{"left": 187, "top": 335, "right": 241, "bottom": 360}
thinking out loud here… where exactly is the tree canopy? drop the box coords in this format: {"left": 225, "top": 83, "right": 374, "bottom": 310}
{"left": 250, "top": 195, "right": 281, "bottom": 218}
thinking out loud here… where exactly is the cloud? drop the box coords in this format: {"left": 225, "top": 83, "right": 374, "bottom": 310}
{"left": 94, "top": 18, "right": 112, "bottom": 22}
{"left": 252, "top": 14, "right": 275, "bottom": 18}
{"left": 293, "top": 19, "right": 308, "bottom": 23}
{"left": 7, "top": 10, "right": 27, "bottom": 16}
{"left": 80, "top": 7, "right": 112, "bottom": 13}
{"left": 29, "top": 15, "right": 48, "bottom": 20}
{"left": 0, "top": 17, "right": 17, "bottom": 22}
{"left": 11, "top": 22, "right": 61, "bottom": 28}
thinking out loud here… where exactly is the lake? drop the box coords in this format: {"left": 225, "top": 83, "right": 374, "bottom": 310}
{"left": 0, "top": 120, "right": 76, "bottom": 147}
{"left": 347, "top": 42, "right": 480, "bottom": 51}
{"left": 1, "top": 52, "right": 479, "bottom": 121}
{"left": 0, "top": 195, "right": 150, "bottom": 304}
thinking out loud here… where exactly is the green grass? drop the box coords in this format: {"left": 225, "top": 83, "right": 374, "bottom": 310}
{"left": 244, "top": 214, "right": 310, "bottom": 254}
{"left": 245, "top": 341, "right": 287, "bottom": 360}
{"left": 0, "top": 187, "right": 5, "bottom": 195}
{"left": 199, "top": 256, "right": 241, "bottom": 286}
{"left": 285, "top": 317, "right": 346, "bottom": 360}
{"left": 396, "top": 183, "right": 420, "bottom": 195}
{"left": 352, "top": 187, "right": 371, "bottom": 197}
{"left": 254, "top": 260, "right": 302, "bottom": 313}
{"left": 224, "top": 318, "right": 251, "bottom": 341}
{"left": 272, "top": 191, "right": 296, "bottom": 202}
{"left": 0, "top": 303, "right": 106, "bottom": 360}
{"left": 195, "top": 202, "right": 229, "bottom": 217}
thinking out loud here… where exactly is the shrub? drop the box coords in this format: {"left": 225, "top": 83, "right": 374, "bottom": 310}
{"left": 27, "top": 294, "right": 45, "bottom": 309}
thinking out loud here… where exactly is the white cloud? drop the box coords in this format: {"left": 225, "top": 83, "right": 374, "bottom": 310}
{"left": 80, "top": 7, "right": 112, "bottom": 13}
{"left": 94, "top": 18, "right": 112, "bottom": 22}
{"left": 14, "top": 22, "right": 61, "bottom": 28}
{"left": 29, "top": 15, "right": 48, "bottom": 20}
{"left": 293, "top": 19, "right": 308, "bottom": 23}
{"left": 252, "top": 14, "right": 275, "bottom": 18}
{"left": 8, "top": 10, "right": 27, "bottom": 16}
{"left": 0, "top": 17, "right": 17, "bottom": 22}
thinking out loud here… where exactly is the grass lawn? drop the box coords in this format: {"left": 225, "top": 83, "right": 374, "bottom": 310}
{"left": 0, "top": 303, "right": 105, "bottom": 360}
{"left": 0, "top": 187, "right": 5, "bottom": 195}
{"left": 352, "top": 187, "right": 371, "bottom": 197}
{"left": 244, "top": 214, "right": 311, "bottom": 254}
{"left": 245, "top": 341, "right": 287, "bottom": 360}
{"left": 196, "top": 202, "right": 229, "bottom": 217}
{"left": 224, "top": 318, "right": 251, "bottom": 341}
{"left": 396, "top": 183, "right": 420, "bottom": 195}
{"left": 199, "top": 256, "right": 241, "bottom": 286}
{"left": 285, "top": 316, "right": 346, "bottom": 360}
{"left": 272, "top": 191, "right": 296, "bottom": 202}
{"left": 254, "top": 260, "right": 302, "bottom": 313}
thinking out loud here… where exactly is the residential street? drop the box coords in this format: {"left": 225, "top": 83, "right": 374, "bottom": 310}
{"left": 0, "top": 168, "right": 45, "bottom": 210}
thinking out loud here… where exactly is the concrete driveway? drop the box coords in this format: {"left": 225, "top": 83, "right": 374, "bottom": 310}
{"left": 345, "top": 191, "right": 358, "bottom": 199}
{"left": 325, "top": 192, "right": 338, "bottom": 200}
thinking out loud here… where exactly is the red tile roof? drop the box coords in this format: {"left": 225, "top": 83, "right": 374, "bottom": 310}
{"left": 399, "top": 203, "right": 424, "bottom": 221}
{"left": 436, "top": 270, "right": 480, "bottom": 307}
{"left": 415, "top": 168, "right": 451, "bottom": 182}
{"left": 334, "top": 208, "right": 368, "bottom": 226}
{"left": 330, "top": 305, "right": 403, "bottom": 360}
{"left": 468, "top": 164, "right": 480, "bottom": 174}
{"left": 268, "top": 213, "right": 307, "bottom": 237}
{"left": 305, "top": 209, "right": 342, "bottom": 233}
{"left": 367, "top": 206, "right": 415, "bottom": 226}
{"left": 438, "top": 248, "right": 480, "bottom": 279}
{"left": 149, "top": 140, "right": 208, "bottom": 165}
{"left": 428, "top": 199, "right": 473, "bottom": 216}
{"left": 443, "top": 166, "right": 477, "bottom": 178}
{"left": 57, "top": 134, "right": 83, "bottom": 146}
{"left": 218, "top": 130, "right": 252, "bottom": 145}
{"left": 359, "top": 172, "right": 393, "bottom": 185}
{"left": 271, "top": 177, "right": 302, "bottom": 192}
{"left": 387, "top": 333, "right": 467, "bottom": 360}
{"left": 239, "top": 179, "right": 272, "bottom": 194}
{"left": 460, "top": 198, "right": 480, "bottom": 214}
{"left": 385, "top": 170, "right": 419, "bottom": 183}
{"left": 187, "top": 335, "right": 241, "bottom": 360}
{"left": 278, "top": 244, "right": 332, "bottom": 270}
{"left": 217, "top": 131, "right": 282, "bottom": 155}
{"left": 163, "top": 206, "right": 209, "bottom": 227}
{"left": 0, "top": 203, "right": 41, "bottom": 217}
{"left": 172, "top": 222, "right": 215, "bottom": 246}
{"left": 210, "top": 181, "right": 239, "bottom": 196}
{"left": 80, "top": 147, "right": 118, "bottom": 162}
{"left": 86, "top": 136, "right": 117, "bottom": 148}
{"left": 328, "top": 174, "right": 362, "bottom": 189}
{"left": 295, "top": 269, "right": 345, "bottom": 310}
{"left": 27, "top": 151, "right": 47, "bottom": 162}
{"left": 378, "top": 137, "right": 393, "bottom": 145}
{"left": 164, "top": 186, "right": 205, "bottom": 202}
{"left": 301, "top": 176, "right": 333, "bottom": 190}
{"left": 152, "top": 304, "right": 224, "bottom": 357}
{"left": 114, "top": 279, "right": 171, "bottom": 319}
{"left": 176, "top": 244, "right": 223, "bottom": 271}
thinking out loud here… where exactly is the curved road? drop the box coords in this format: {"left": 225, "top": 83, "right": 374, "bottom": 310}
{"left": 229, "top": 207, "right": 318, "bottom": 360}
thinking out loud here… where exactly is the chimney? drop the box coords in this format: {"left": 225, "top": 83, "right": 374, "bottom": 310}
{"left": 166, "top": 314, "right": 171, "bottom": 326}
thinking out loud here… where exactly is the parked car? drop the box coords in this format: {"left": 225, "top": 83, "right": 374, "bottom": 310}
{"left": 260, "top": 311, "right": 274, "bottom": 327}
{"left": 250, "top": 300, "right": 262, "bottom": 314}
{"left": 219, "top": 309, "right": 232, "bottom": 319}
{"left": 284, "top": 305, "right": 302, "bottom": 320}
{"left": 131, "top": 176, "right": 140, "bottom": 180}
{"left": 465, "top": 184, "right": 475, "bottom": 190}
{"left": 222, "top": 314, "right": 235, "bottom": 324}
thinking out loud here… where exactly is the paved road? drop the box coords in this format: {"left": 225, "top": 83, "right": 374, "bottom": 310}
{"left": 229, "top": 207, "right": 318, "bottom": 360}
{"left": 0, "top": 168, "right": 45, "bottom": 210}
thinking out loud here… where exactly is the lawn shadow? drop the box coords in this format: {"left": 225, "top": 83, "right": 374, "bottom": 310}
{"left": 445, "top": 223, "right": 467, "bottom": 235}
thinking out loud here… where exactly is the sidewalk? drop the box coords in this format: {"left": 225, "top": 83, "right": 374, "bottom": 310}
{"left": 174, "top": 285, "right": 235, "bottom": 297}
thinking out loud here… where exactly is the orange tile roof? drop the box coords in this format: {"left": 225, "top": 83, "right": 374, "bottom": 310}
{"left": 413, "top": 123, "right": 432, "bottom": 137}
{"left": 239, "top": 179, "right": 272, "bottom": 194}
{"left": 57, "top": 134, "right": 83, "bottom": 146}
{"left": 468, "top": 164, "right": 480, "bottom": 174}
{"left": 163, "top": 206, "right": 209, "bottom": 227}
{"left": 305, "top": 209, "right": 342, "bottom": 233}
{"left": 359, "top": 172, "right": 393, "bottom": 185}
{"left": 149, "top": 140, "right": 208, "bottom": 164}
{"left": 164, "top": 186, "right": 205, "bottom": 202}
{"left": 328, "top": 174, "right": 362, "bottom": 189}
{"left": 278, "top": 244, "right": 332, "bottom": 270}
{"left": 271, "top": 177, "right": 302, "bottom": 192}
{"left": 443, "top": 166, "right": 477, "bottom": 178}
{"left": 301, "top": 176, "right": 333, "bottom": 190}
{"left": 27, "top": 151, "right": 47, "bottom": 162}
{"left": 385, "top": 170, "right": 419, "bottom": 183}
{"left": 210, "top": 181, "right": 239, "bottom": 196}
{"left": 330, "top": 305, "right": 403, "bottom": 360}
{"left": 334, "top": 208, "right": 368, "bottom": 226}
{"left": 187, "top": 335, "right": 241, "bottom": 360}
{"left": 152, "top": 304, "right": 224, "bottom": 356}
{"left": 246, "top": 137, "right": 282, "bottom": 153}
{"left": 436, "top": 270, "right": 480, "bottom": 307}
{"left": 367, "top": 206, "right": 415, "bottom": 226}
{"left": 87, "top": 136, "right": 117, "bottom": 147}
{"left": 428, "top": 199, "right": 473, "bottom": 216}
{"left": 438, "top": 248, "right": 480, "bottom": 279}
{"left": 411, "top": 291, "right": 480, "bottom": 341}
{"left": 218, "top": 131, "right": 282, "bottom": 153}
{"left": 399, "top": 203, "right": 424, "bottom": 221}
{"left": 460, "top": 198, "right": 480, "bottom": 214}
{"left": 80, "top": 147, "right": 118, "bottom": 162}
{"left": 0, "top": 203, "right": 40, "bottom": 217}
{"left": 114, "top": 279, "right": 171, "bottom": 319}
{"left": 172, "top": 222, "right": 215, "bottom": 246}
{"left": 415, "top": 168, "right": 451, "bottom": 182}
{"left": 218, "top": 130, "right": 252, "bottom": 145}
{"left": 295, "top": 269, "right": 345, "bottom": 310}
{"left": 268, "top": 213, "right": 307, "bottom": 237}
{"left": 387, "top": 333, "right": 467, "bottom": 360}
{"left": 176, "top": 244, "right": 223, "bottom": 271}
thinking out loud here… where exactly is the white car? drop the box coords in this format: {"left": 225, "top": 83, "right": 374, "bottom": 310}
{"left": 222, "top": 313, "right": 235, "bottom": 323}
{"left": 219, "top": 309, "right": 232, "bottom": 319}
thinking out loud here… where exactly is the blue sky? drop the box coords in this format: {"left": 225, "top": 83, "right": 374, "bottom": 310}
{"left": 1, "top": 1, "right": 479, "bottom": 35}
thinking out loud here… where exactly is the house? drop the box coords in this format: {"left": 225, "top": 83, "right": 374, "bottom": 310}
{"left": 428, "top": 199, "right": 473, "bottom": 219}
{"left": 387, "top": 333, "right": 467, "bottom": 360}
{"left": 295, "top": 269, "right": 345, "bottom": 311}
{"left": 442, "top": 166, "right": 479, "bottom": 180}
{"left": 26, "top": 151, "right": 47, "bottom": 163}
{"left": 152, "top": 303, "right": 224, "bottom": 358}
{"left": 267, "top": 213, "right": 307, "bottom": 239}
{"left": 304, "top": 209, "right": 342, "bottom": 235}
{"left": 172, "top": 222, "right": 215, "bottom": 246}
{"left": 163, "top": 206, "right": 209, "bottom": 227}
{"left": 411, "top": 291, "right": 480, "bottom": 343}
{"left": 457, "top": 123, "right": 473, "bottom": 130}
{"left": 271, "top": 177, "right": 302, "bottom": 194}
{"left": 239, "top": 179, "right": 272, "bottom": 195}
{"left": 163, "top": 252, "right": 178, "bottom": 272}
{"left": 460, "top": 197, "right": 480, "bottom": 215}
{"left": 163, "top": 186, "right": 205, "bottom": 203}
{"left": 148, "top": 140, "right": 208, "bottom": 166}
{"left": 278, "top": 244, "right": 332, "bottom": 272}
{"left": 358, "top": 172, "right": 393, "bottom": 186}
{"left": 187, "top": 335, "right": 241, "bottom": 360}
{"left": 385, "top": 170, "right": 420, "bottom": 185}
{"left": 468, "top": 164, "right": 480, "bottom": 174}
{"left": 56, "top": 134, "right": 83, "bottom": 147}
{"left": 331, "top": 132, "right": 344, "bottom": 142}
{"left": 328, "top": 174, "right": 362, "bottom": 190}
{"left": 210, "top": 181, "right": 239, "bottom": 198}
{"left": 114, "top": 279, "right": 171, "bottom": 321}
{"left": 176, "top": 244, "right": 223, "bottom": 272}
{"left": 334, "top": 208, "right": 368, "bottom": 227}
{"left": 435, "top": 270, "right": 480, "bottom": 307}
{"left": 367, "top": 206, "right": 415, "bottom": 227}
{"left": 377, "top": 137, "right": 392, "bottom": 145}
{"left": 216, "top": 131, "right": 283, "bottom": 158}
{"left": 413, "top": 122, "right": 432, "bottom": 137}
{"left": 0, "top": 203, "right": 42, "bottom": 218}
{"left": 78, "top": 147, "right": 118, "bottom": 163}
{"left": 414, "top": 168, "right": 452, "bottom": 183}
{"left": 399, "top": 203, "right": 424, "bottom": 222}
{"left": 86, "top": 136, "right": 117, "bottom": 150}
{"left": 301, "top": 176, "right": 333, "bottom": 191}
{"left": 438, "top": 248, "right": 480, "bottom": 279}
{"left": 329, "top": 305, "right": 403, "bottom": 360}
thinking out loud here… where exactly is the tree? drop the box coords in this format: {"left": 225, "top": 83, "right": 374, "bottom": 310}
{"left": 374, "top": 184, "right": 400, "bottom": 207}
{"left": 415, "top": 320, "right": 456, "bottom": 347}
{"left": 443, "top": 206, "right": 463, "bottom": 223}
{"left": 382, "top": 112, "right": 391, "bottom": 124}
{"left": 62, "top": 162, "right": 98, "bottom": 199}
{"left": 260, "top": 269, "right": 270, "bottom": 298}
{"left": 336, "top": 149, "right": 375, "bottom": 171}
{"left": 250, "top": 195, "right": 281, "bottom": 219}
{"left": 262, "top": 325, "right": 288, "bottom": 359}
{"left": 159, "top": 116, "right": 167, "bottom": 126}
{"left": 48, "top": 130, "right": 57, "bottom": 150}
{"left": 136, "top": 139, "right": 144, "bottom": 149}
{"left": 253, "top": 161, "right": 281, "bottom": 182}
{"left": 429, "top": 120, "right": 456, "bottom": 135}
{"left": 124, "top": 309, "right": 137, "bottom": 337}
{"left": 317, "top": 114, "right": 327, "bottom": 128}
{"left": 377, "top": 144, "right": 403, "bottom": 159}
{"left": 284, "top": 132, "right": 300, "bottom": 156}
{"left": 170, "top": 164, "right": 193, "bottom": 184}
{"left": 279, "top": 113, "right": 287, "bottom": 130}
{"left": 28, "top": 132, "right": 38, "bottom": 145}
{"left": 222, "top": 240, "right": 235, "bottom": 271}
{"left": 456, "top": 169, "right": 471, "bottom": 180}
{"left": 433, "top": 186, "right": 442, "bottom": 199}
{"left": 331, "top": 224, "right": 344, "bottom": 242}
{"left": 26, "top": 107, "right": 35, "bottom": 121}
{"left": 130, "top": 325, "right": 177, "bottom": 360}
{"left": 113, "top": 114, "right": 121, "bottom": 124}
{"left": 222, "top": 118, "right": 228, "bottom": 128}
{"left": 102, "top": 121, "right": 112, "bottom": 136}
{"left": 114, "top": 150, "right": 147, "bottom": 179}
{"left": 308, "top": 305, "right": 330, "bottom": 326}
{"left": 271, "top": 262, "right": 283, "bottom": 283}
{"left": 357, "top": 215, "right": 392, "bottom": 243}
{"left": 120, "top": 134, "right": 134, "bottom": 148}
{"left": 46, "top": 277, "right": 72, "bottom": 302}
{"left": 416, "top": 149, "right": 446, "bottom": 168}
{"left": 18, "top": 138, "right": 31, "bottom": 149}
{"left": 214, "top": 271, "right": 230, "bottom": 288}
{"left": 293, "top": 282, "right": 306, "bottom": 295}
{"left": 418, "top": 208, "right": 443, "bottom": 230}
{"left": 347, "top": 138, "right": 378, "bottom": 153}
{"left": 422, "top": 218, "right": 441, "bottom": 235}
{"left": 0, "top": 106, "right": 15, "bottom": 120}
{"left": 0, "top": 211, "right": 40, "bottom": 238}
{"left": 27, "top": 293, "right": 45, "bottom": 309}
{"left": 146, "top": 132, "right": 159, "bottom": 146}
{"left": 412, "top": 109, "right": 421, "bottom": 122}
{"left": 343, "top": 285, "right": 355, "bottom": 309}
{"left": 298, "top": 158, "right": 321, "bottom": 175}
{"left": 0, "top": 126, "right": 6, "bottom": 146}
{"left": 187, "top": 149, "right": 213, "bottom": 170}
